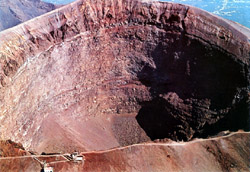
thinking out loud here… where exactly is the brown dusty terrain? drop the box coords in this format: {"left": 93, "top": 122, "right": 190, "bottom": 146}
{"left": 0, "top": 0, "right": 249, "bottom": 171}
{"left": 0, "top": 132, "right": 249, "bottom": 172}
{"left": 0, "top": 0, "right": 249, "bottom": 153}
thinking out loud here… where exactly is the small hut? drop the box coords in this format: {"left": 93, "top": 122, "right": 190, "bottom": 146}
{"left": 71, "top": 152, "right": 84, "bottom": 161}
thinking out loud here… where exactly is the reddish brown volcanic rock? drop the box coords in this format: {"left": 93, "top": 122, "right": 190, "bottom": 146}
{"left": 82, "top": 132, "right": 250, "bottom": 172}
{"left": 0, "top": 132, "right": 249, "bottom": 172}
{"left": 0, "top": 140, "right": 26, "bottom": 157}
{"left": 0, "top": 0, "right": 249, "bottom": 155}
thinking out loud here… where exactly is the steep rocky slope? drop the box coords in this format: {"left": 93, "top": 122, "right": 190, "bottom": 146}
{"left": 0, "top": 0, "right": 249, "bottom": 155}
{"left": 0, "top": 0, "right": 56, "bottom": 31}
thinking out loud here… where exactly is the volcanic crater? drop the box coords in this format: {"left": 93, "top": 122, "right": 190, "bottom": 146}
{"left": 0, "top": 0, "right": 249, "bottom": 154}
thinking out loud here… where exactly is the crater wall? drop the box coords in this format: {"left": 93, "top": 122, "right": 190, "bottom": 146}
{"left": 0, "top": 0, "right": 249, "bottom": 153}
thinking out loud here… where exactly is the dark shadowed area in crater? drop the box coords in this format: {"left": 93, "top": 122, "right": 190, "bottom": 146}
{"left": 135, "top": 33, "right": 249, "bottom": 141}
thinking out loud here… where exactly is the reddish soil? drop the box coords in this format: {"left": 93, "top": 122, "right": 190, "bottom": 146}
{"left": 0, "top": 132, "right": 249, "bottom": 172}
{"left": 0, "top": 0, "right": 249, "bottom": 171}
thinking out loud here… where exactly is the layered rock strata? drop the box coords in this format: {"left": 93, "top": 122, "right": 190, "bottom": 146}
{"left": 0, "top": 0, "right": 249, "bottom": 153}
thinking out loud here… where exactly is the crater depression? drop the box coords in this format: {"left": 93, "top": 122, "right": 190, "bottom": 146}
{"left": 0, "top": 0, "right": 249, "bottom": 153}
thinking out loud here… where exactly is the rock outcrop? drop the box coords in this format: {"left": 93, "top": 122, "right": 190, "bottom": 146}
{"left": 0, "top": 0, "right": 249, "bottom": 155}
{"left": 0, "top": 140, "right": 26, "bottom": 157}
{"left": 0, "top": 0, "right": 56, "bottom": 31}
